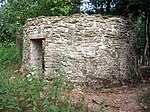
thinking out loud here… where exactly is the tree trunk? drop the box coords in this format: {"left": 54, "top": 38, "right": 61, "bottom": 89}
{"left": 148, "top": 10, "right": 150, "bottom": 65}
{"left": 15, "top": 14, "right": 22, "bottom": 51}
{"left": 16, "top": 37, "right": 22, "bottom": 50}
{"left": 144, "top": 11, "right": 149, "bottom": 65}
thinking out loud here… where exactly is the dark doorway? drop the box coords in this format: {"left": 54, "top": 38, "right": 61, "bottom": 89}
{"left": 30, "top": 39, "right": 44, "bottom": 73}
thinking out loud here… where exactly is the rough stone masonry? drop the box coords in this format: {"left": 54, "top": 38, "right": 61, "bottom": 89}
{"left": 22, "top": 14, "right": 138, "bottom": 90}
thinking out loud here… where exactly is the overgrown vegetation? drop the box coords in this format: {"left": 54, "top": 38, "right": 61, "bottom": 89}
{"left": 0, "top": 0, "right": 149, "bottom": 64}
{"left": 0, "top": 43, "right": 94, "bottom": 112}
{"left": 0, "top": 42, "right": 21, "bottom": 65}
{"left": 138, "top": 85, "right": 150, "bottom": 112}
{"left": 139, "top": 90, "right": 150, "bottom": 107}
{"left": 0, "top": 0, "right": 150, "bottom": 111}
{"left": 0, "top": 0, "right": 79, "bottom": 42}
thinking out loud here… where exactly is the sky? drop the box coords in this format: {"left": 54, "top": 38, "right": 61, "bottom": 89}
{"left": 80, "top": 0, "right": 95, "bottom": 12}
{"left": 0, "top": 0, "right": 7, "bottom": 10}
{"left": 81, "top": 0, "right": 116, "bottom": 12}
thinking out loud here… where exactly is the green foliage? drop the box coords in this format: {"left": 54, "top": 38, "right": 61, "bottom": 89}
{"left": 85, "top": 0, "right": 149, "bottom": 65}
{"left": 0, "top": 66, "right": 88, "bottom": 112}
{"left": 139, "top": 90, "right": 150, "bottom": 107}
{"left": 0, "top": 0, "right": 78, "bottom": 42}
{"left": 0, "top": 42, "right": 21, "bottom": 65}
{"left": 138, "top": 86, "right": 150, "bottom": 111}
{"left": 0, "top": 44, "right": 89, "bottom": 112}
{"left": 135, "top": 17, "right": 145, "bottom": 51}
{"left": 88, "top": 0, "right": 150, "bottom": 19}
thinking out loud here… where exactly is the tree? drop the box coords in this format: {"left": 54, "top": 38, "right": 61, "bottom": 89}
{"left": 123, "top": 0, "right": 150, "bottom": 65}
{"left": 83, "top": 0, "right": 150, "bottom": 65}
{"left": 0, "top": 0, "right": 79, "bottom": 46}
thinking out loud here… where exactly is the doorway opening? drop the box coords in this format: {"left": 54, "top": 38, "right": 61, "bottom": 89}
{"left": 30, "top": 39, "right": 44, "bottom": 73}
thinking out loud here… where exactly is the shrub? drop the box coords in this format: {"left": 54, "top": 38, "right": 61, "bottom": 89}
{"left": 138, "top": 85, "right": 150, "bottom": 112}
{"left": 0, "top": 66, "right": 87, "bottom": 112}
{"left": 0, "top": 42, "right": 21, "bottom": 65}
{"left": 0, "top": 42, "right": 94, "bottom": 112}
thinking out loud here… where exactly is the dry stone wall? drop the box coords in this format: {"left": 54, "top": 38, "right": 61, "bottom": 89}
{"left": 22, "top": 14, "right": 137, "bottom": 90}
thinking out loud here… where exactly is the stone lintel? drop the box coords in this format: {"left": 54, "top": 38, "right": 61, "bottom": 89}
{"left": 27, "top": 32, "right": 48, "bottom": 40}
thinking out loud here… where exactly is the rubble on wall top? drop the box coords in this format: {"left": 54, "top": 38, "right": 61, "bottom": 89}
{"left": 25, "top": 14, "right": 133, "bottom": 27}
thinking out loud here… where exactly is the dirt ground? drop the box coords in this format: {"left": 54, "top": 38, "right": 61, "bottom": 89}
{"left": 70, "top": 83, "right": 150, "bottom": 112}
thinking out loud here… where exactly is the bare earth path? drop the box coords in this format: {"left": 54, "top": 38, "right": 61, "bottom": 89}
{"left": 70, "top": 84, "right": 150, "bottom": 112}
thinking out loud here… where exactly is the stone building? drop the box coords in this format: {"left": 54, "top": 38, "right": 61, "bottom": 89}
{"left": 22, "top": 14, "right": 137, "bottom": 89}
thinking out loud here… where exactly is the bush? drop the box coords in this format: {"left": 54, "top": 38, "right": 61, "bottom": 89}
{"left": 0, "top": 42, "right": 94, "bottom": 112}
{"left": 0, "top": 65, "right": 87, "bottom": 112}
{"left": 0, "top": 42, "right": 21, "bottom": 65}
{"left": 138, "top": 85, "right": 150, "bottom": 112}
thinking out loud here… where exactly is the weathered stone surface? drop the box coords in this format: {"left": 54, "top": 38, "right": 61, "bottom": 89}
{"left": 27, "top": 32, "right": 48, "bottom": 40}
{"left": 22, "top": 14, "right": 137, "bottom": 90}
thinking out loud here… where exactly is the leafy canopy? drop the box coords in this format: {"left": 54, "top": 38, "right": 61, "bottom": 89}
{"left": 0, "top": 0, "right": 78, "bottom": 42}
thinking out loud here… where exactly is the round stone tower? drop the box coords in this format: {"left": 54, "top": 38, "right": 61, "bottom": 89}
{"left": 22, "top": 14, "right": 138, "bottom": 90}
